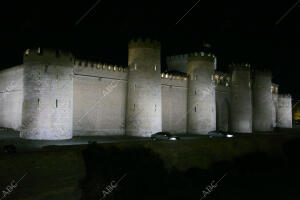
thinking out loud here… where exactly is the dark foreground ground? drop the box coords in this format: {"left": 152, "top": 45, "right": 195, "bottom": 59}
{"left": 0, "top": 128, "right": 300, "bottom": 200}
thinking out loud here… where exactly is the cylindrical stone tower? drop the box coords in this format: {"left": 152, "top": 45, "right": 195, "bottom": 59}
{"left": 215, "top": 72, "right": 231, "bottom": 132}
{"left": 252, "top": 70, "right": 273, "bottom": 132}
{"left": 166, "top": 54, "right": 188, "bottom": 73}
{"left": 21, "top": 48, "right": 74, "bottom": 140}
{"left": 126, "top": 39, "right": 162, "bottom": 137}
{"left": 230, "top": 63, "right": 252, "bottom": 133}
{"left": 271, "top": 83, "right": 279, "bottom": 128}
{"left": 187, "top": 52, "right": 216, "bottom": 134}
{"left": 277, "top": 94, "right": 293, "bottom": 128}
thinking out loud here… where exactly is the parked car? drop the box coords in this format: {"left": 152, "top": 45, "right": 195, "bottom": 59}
{"left": 208, "top": 131, "right": 234, "bottom": 138}
{"left": 151, "top": 132, "right": 180, "bottom": 141}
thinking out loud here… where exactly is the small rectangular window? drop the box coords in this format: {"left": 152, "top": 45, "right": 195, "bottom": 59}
{"left": 195, "top": 75, "right": 197, "bottom": 80}
{"left": 133, "top": 104, "right": 135, "bottom": 110}
{"left": 56, "top": 72, "right": 59, "bottom": 81}
{"left": 195, "top": 106, "right": 197, "bottom": 112}
{"left": 155, "top": 104, "right": 157, "bottom": 111}
{"left": 134, "top": 64, "right": 137, "bottom": 71}
{"left": 195, "top": 90, "right": 197, "bottom": 95}
{"left": 56, "top": 99, "right": 58, "bottom": 108}
{"left": 38, "top": 98, "right": 40, "bottom": 107}
{"left": 154, "top": 65, "right": 157, "bottom": 71}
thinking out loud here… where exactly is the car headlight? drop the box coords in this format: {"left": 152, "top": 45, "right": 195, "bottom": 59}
{"left": 226, "top": 134, "right": 233, "bottom": 138}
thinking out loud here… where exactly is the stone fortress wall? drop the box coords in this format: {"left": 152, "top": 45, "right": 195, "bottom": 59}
{"left": 277, "top": 94, "right": 293, "bottom": 128}
{"left": 73, "top": 60, "right": 128, "bottom": 136}
{"left": 252, "top": 70, "right": 273, "bottom": 132}
{"left": 0, "top": 65, "right": 24, "bottom": 130}
{"left": 214, "top": 72, "right": 231, "bottom": 132}
{"left": 161, "top": 73, "right": 188, "bottom": 134}
{"left": 0, "top": 39, "right": 294, "bottom": 140}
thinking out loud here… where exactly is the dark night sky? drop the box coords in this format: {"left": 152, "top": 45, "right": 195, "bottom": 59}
{"left": 0, "top": 0, "right": 299, "bottom": 98}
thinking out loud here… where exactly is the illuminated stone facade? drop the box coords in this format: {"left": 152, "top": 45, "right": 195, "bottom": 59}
{"left": 0, "top": 39, "right": 294, "bottom": 140}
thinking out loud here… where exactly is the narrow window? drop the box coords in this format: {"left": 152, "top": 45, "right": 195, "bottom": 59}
{"left": 56, "top": 72, "right": 59, "bottom": 81}
{"left": 134, "top": 64, "right": 137, "bottom": 71}
{"left": 38, "top": 72, "right": 40, "bottom": 80}
{"left": 56, "top": 99, "right": 58, "bottom": 108}
{"left": 38, "top": 98, "right": 40, "bottom": 107}
{"left": 195, "top": 106, "right": 197, "bottom": 112}
{"left": 154, "top": 65, "right": 157, "bottom": 71}
{"left": 133, "top": 104, "right": 135, "bottom": 110}
{"left": 195, "top": 75, "right": 197, "bottom": 80}
{"left": 25, "top": 49, "right": 30, "bottom": 55}
{"left": 37, "top": 47, "right": 41, "bottom": 55}
{"left": 195, "top": 90, "right": 197, "bottom": 95}
{"left": 155, "top": 104, "right": 157, "bottom": 111}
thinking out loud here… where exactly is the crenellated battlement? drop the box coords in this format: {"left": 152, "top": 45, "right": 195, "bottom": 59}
{"left": 166, "top": 54, "right": 188, "bottom": 73}
{"left": 23, "top": 47, "right": 74, "bottom": 65}
{"left": 188, "top": 52, "right": 216, "bottom": 62}
{"left": 161, "top": 72, "right": 188, "bottom": 88}
{"left": 253, "top": 69, "right": 272, "bottom": 77}
{"left": 161, "top": 72, "right": 188, "bottom": 81}
{"left": 128, "top": 38, "right": 161, "bottom": 49}
{"left": 74, "top": 59, "right": 128, "bottom": 73}
{"left": 214, "top": 71, "right": 231, "bottom": 87}
{"left": 166, "top": 54, "right": 188, "bottom": 63}
{"left": 229, "top": 63, "right": 251, "bottom": 71}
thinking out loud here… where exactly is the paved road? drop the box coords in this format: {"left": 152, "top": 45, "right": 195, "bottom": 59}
{"left": 0, "top": 129, "right": 203, "bottom": 152}
{"left": 1, "top": 127, "right": 299, "bottom": 152}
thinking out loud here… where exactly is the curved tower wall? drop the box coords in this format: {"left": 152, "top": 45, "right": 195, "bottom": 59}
{"left": 21, "top": 48, "right": 74, "bottom": 140}
{"left": 252, "top": 70, "right": 273, "bottom": 132}
{"left": 215, "top": 73, "right": 231, "bottom": 132}
{"left": 187, "top": 52, "right": 216, "bottom": 134}
{"left": 126, "top": 39, "right": 162, "bottom": 137}
{"left": 166, "top": 54, "right": 188, "bottom": 73}
{"left": 0, "top": 66, "right": 24, "bottom": 130}
{"left": 230, "top": 64, "right": 252, "bottom": 133}
{"left": 277, "top": 94, "right": 292, "bottom": 128}
{"left": 271, "top": 84, "right": 279, "bottom": 128}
